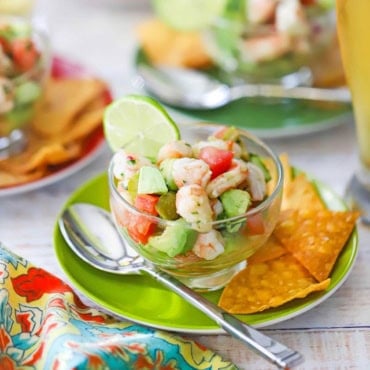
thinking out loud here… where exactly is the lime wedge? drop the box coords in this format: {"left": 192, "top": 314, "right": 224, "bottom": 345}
{"left": 103, "top": 95, "right": 180, "bottom": 159}
{"left": 152, "top": 0, "right": 227, "bottom": 31}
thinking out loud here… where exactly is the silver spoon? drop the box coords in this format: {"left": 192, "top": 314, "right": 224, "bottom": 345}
{"left": 135, "top": 64, "right": 351, "bottom": 110}
{"left": 58, "top": 202, "right": 303, "bottom": 369}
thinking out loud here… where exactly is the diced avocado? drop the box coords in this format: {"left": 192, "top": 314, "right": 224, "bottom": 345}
{"left": 317, "top": 0, "right": 335, "bottom": 10}
{"left": 223, "top": 0, "right": 247, "bottom": 22}
{"left": 0, "top": 22, "right": 31, "bottom": 41}
{"left": 127, "top": 172, "right": 139, "bottom": 198}
{"left": 249, "top": 154, "right": 272, "bottom": 182}
{"left": 159, "top": 158, "right": 178, "bottom": 191}
{"left": 14, "top": 81, "right": 42, "bottom": 105}
{"left": 220, "top": 189, "right": 251, "bottom": 218}
{"left": 138, "top": 166, "right": 168, "bottom": 195}
{"left": 148, "top": 219, "right": 197, "bottom": 257}
{"left": 155, "top": 191, "right": 179, "bottom": 220}
{"left": 220, "top": 189, "right": 250, "bottom": 233}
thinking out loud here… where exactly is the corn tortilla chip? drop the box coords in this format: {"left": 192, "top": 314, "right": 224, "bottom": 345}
{"left": 32, "top": 78, "right": 106, "bottom": 137}
{"left": 18, "top": 143, "right": 82, "bottom": 173}
{"left": 0, "top": 127, "right": 82, "bottom": 175}
{"left": 219, "top": 254, "right": 330, "bottom": 314}
{"left": 137, "top": 19, "right": 212, "bottom": 69}
{"left": 0, "top": 169, "right": 45, "bottom": 187}
{"left": 248, "top": 234, "right": 287, "bottom": 264}
{"left": 58, "top": 107, "right": 106, "bottom": 144}
{"left": 282, "top": 172, "right": 326, "bottom": 213}
{"left": 274, "top": 209, "right": 359, "bottom": 282}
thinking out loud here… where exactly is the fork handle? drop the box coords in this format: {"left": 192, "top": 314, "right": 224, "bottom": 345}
{"left": 143, "top": 267, "right": 303, "bottom": 369}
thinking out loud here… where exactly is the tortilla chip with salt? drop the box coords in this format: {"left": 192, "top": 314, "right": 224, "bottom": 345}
{"left": 0, "top": 127, "right": 82, "bottom": 175}
{"left": 282, "top": 172, "right": 326, "bottom": 213}
{"left": 58, "top": 106, "right": 106, "bottom": 144}
{"left": 274, "top": 209, "right": 359, "bottom": 282}
{"left": 219, "top": 254, "right": 330, "bottom": 314}
{"left": 137, "top": 19, "right": 212, "bottom": 69}
{"left": 248, "top": 234, "right": 287, "bottom": 264}
{"left": 32, "top": 78, "right": 106, "bottom": 137}
{"left": 0, "top": 169, "right": 45, "bottom": 187}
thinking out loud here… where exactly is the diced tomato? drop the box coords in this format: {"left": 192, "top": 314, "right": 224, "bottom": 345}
{"left": 0, "top": 37, "right": 11, "bottom": 53}
{"left": 11, "top": 39, "right": 39, "bottom": 72}
{"left": 127, "top": 215, "right": 156, "bottom": 244}
{"left": 246, "top": 213, "right": 265, "bottom": 235}
{"left": 112, "top": 197, "right": 157, "bottom": 244}
{"left": 199, "top": 146, "right": 233, "bottom": 179}
{"left": 125, "top": 194, "right": 160, "bottom": 243}
{"left": 134, "top": 194, "right": 159, "bottom": 215}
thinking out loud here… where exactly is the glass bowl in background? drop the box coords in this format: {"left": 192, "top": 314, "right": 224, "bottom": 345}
{"left": 203, "top": 0, "right": 336, "bottom": 86}
{"left": 0, "top": 15, "right": 50, "bottom": 159}
{"left": 108, "top": 123, "right": 283, "bottom": 291}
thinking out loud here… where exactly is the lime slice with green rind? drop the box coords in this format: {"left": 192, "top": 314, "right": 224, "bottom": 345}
{"left": 103, "top": 94, "right": 180, "bottom": 159}
{"left": 152, "top": 0, "right": 227, "bottom": 31}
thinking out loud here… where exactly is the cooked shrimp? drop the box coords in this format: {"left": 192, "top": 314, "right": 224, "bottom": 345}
{"left": 276, "top": 0, "right": 309, "bottom": 37}
{"left": 192, "top": 229, "right": 225, "bottom": 260}
{"left": 172, "top": 157, "right": 211, "bottom": 188}
{"left": 157, "top": 140, "right": 193, "bottom": 163}
{"left": 245, "top": 162, "right": 267, "bottom": 201}
{"left": 247, "top": 0, "right": 278, "bottom": 24}
{"left": 112, "top": 150, "right": 152, "bottom": 187}
{"left": 176, "top": 184, "right": 213, "bottom": 232}
{"left": 206, "top": 159, "right": 248, "bottom": 198}
{"left": 193, "top": 139, "right": 242, "bottom": 158}
{"left": 241, "top": 32, "right": 291, "bottom": 63}
{"left": 116, "top": 183, "right": 133, "bottom": 204}
{"left": 210, "top": 198, "right": 223, "bottom": 218}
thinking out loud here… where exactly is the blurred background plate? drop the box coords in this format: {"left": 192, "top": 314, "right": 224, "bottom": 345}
{"left": 134, "top": 49, "right": 353, "bottom": 139}
{"left": 0, "top": 57, "right": 110, "bottom": 197}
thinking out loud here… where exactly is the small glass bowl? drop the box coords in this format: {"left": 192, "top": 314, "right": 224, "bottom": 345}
{"left": 108, "top": 123, "right": 283, "bottom": 291}
{"left": 0, "top": 16, "right": 50, "bottom": 158}
{"left": 203, "top": 4, "right": 336, "bottom": 86}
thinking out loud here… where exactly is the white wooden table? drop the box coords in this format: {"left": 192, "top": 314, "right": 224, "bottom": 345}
{"left": 1, "top": 1, "right": 370, "bottom": 368}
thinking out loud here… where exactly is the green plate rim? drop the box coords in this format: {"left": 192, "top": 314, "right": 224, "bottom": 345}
{"left": 53, "top": 172, "right": 359, "bottom": 334}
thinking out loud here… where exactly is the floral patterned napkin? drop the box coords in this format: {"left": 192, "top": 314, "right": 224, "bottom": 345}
{"left": 0, "top": 244, "right": 237, "bottom": 369}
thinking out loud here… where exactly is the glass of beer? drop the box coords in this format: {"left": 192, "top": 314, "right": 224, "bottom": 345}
{"left": 336, "top": 0, "right": 370, "bottom": 224}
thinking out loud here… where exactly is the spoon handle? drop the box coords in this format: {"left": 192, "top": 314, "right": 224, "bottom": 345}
{"left": 143, "top": 267, "right": 303, "bottom": 369}
{"left": 230, "top": 84, "right": 351, "bottom": 103}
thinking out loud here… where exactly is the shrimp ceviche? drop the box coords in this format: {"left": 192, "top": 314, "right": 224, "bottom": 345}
{"left": 0, "top": 18, "right": 47, "bottom": 137}
{"left": 205, "top": 0, "right": 336, "bottom": 81}
{"left": 109, "top": 125, "right": 282, "bottom": 269}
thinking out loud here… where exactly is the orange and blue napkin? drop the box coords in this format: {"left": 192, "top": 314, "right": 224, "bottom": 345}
{"left": 0, "top": 243, "right": 236, "bottom": 369}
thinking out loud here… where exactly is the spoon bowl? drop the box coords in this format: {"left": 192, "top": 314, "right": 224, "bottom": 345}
{"left": 135, "top": 64, "right": 351, "bottom": 110}
{"left": 59, "top": 202, "right": 303, "bottom": 369}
